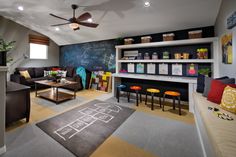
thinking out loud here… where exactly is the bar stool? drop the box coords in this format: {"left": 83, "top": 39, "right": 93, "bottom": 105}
{"left": 145, "top": 88, "right": 161, "bottom": 110}
{"left": 129, "top": 86, "right": 142, "bottom": 106}
{"left": 162, "top": 91, "right": 181, "bottom": 115}
{"left": 116, "top": 84, "right": 128, "bottom": 103}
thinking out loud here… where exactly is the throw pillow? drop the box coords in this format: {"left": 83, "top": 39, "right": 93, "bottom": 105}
{"left": 52, "top": 68, "right": 61, "bottom": 71}
{"left": 19, "top": 70, "right": 31, "bottom": 79}
{"left": 16, "top": 68, "right": 35, "bottom": 78}
{"left": 202, "top": 76, "right": 233, "bottom": 97}
{"left": 44, "top": 70, "right": 51, "bottom": 77}
{"left": 220, "top": 86, "right": 236, "bottom": 114}
{"left": 207, "top": 80, "right": 236, "bottom": 104}
{"left": 58, "top": 70, "right": 67, "bottom": 77}
{"left": 196, "top": 74, "right": 205, "bottom": 93}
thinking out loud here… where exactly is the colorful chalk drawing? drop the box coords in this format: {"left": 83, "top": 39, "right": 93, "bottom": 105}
{"left": 54, "top": 103, "right": 122, "bottom": 141}
{"left": 60, "top": 39, "right": 117, "bottom": 72}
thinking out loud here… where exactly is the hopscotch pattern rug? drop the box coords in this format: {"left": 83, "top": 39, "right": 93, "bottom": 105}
{"left": 36, "top": 100, "right": 135, "bottom": 157}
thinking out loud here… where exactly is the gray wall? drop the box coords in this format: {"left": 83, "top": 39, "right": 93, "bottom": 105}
{"left": 0, "top": 16, "right": 59, "bottom": 78}
{"left": 215, "top": 0, "right": 236, "bottom": 79}
{"left": 0, "top": 68, "right": 7, "bottom": 153}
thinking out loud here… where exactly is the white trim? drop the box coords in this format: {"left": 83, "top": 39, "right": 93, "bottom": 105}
{"left": 116, "top": 37, "right": 218, "bottom": 49}
{"left": 112, "top": 73, "right": 197, "bottom": 84}
{"left": 0, "top": 145, "right": 6, "bottom": 155}
{"left": 118, "top": 59, "right": 214, "bottom": 63}
{"left": 194, "top": 106, "right": 207, "bottom": 157}
{"left": 0, "top": 66, "right": 8, "bottom": 72}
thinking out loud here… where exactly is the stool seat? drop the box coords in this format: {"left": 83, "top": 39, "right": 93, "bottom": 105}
{"left": 164, "top": 91, "right": 180, "bottom": 97}
{"left": 130, "top": 86, "right": 142, "bottom": 91}
{"left": 147, "top": 88, "right": 160, "bottom": 93}
{"left": 145, "top": 88, "right": 161, "bottom": 110}
{"left": 129, "top": 85, "right": 142, "bottom": 106}
{"left": 163, "top": 90, "right": 181, "bottom": 115}
{"left": 117, "top": 84, "right": 126, "bottom": 89}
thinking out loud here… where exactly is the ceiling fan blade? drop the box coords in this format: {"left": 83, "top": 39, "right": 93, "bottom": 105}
{"left": 77, "top": 12, "right": 92, "bottom": 21}
{"left": 78, "top": 21, "right": 99, "bottom": 28}
{"left": 51, "top": 23, "right": 71, "bottom": 26}
{"left": 49, "top": 13, "right": 69, "bottom": 21}
{"left": 73, "top": 27, "right": 80, "bottom": 31}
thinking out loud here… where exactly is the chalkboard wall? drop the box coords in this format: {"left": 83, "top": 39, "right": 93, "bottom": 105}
{"left": 60, "top": 39, "right": 118, "bottom": 72}
{"left": 60, "top": 26, "right": 214, "bottom": 73}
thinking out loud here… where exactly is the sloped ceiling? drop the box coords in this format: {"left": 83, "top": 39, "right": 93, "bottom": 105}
{"left": 0, "top": 0, "right": 222, "bottom": 45}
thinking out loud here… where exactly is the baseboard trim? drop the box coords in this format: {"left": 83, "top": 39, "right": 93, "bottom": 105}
{"left": 0, "top": 145, "right": 6, "bottom": 155}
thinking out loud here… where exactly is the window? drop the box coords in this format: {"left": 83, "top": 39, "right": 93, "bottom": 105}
{"left": 30, "top": 43, "right": 48, "bottom": 59}
{"left": 29, "top": 34, "right": 49, "bottom": 60}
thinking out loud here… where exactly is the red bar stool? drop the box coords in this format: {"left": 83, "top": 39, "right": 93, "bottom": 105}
{"left": 162, "top": 91, "right": 181, "bottom": 115}
{"left": 129, "top": 86, "right": 142, "bottom": 106}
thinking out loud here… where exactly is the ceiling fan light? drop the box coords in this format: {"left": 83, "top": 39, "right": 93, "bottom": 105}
{"left": 87, "top": 18, "right": 93, "bottom": 23}
{"left": 69, "top": 23, "right": 79, "bottom": 29}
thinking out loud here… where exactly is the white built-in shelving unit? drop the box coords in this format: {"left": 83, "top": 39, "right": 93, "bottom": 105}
{"left": 112, "top": 37, "right": 219, "bottom": 113}
{"left": 115, "top": 37, "right": 219, "bottom": 77}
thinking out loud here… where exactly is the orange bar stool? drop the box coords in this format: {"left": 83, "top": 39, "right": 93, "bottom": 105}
{"left": 129, "top": 85, "right": 142, "bottom": 106}
{"left": 145, "top": 88, "right": 161, "bottom": 110}
{"left": 162, "top": 91, "right": 181, "bottom": 115}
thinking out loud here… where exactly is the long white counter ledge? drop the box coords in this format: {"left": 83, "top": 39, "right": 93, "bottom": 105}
{"left": 112, "top": 73, "right": 197, "bottom": 113}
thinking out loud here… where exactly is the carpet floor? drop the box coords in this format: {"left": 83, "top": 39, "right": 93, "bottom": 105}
{"left": 2, "top": 91, "right": 203, "bottom": 157}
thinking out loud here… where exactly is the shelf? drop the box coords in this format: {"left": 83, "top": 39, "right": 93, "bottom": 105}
{"left": 116, "top": 37, "right": 218, "bottom": 49}
{"left": 112, "top": 73, "right": 197, "bottom": 84}
{"left": 118, "top": 59, "right": 214, "bottom": 63}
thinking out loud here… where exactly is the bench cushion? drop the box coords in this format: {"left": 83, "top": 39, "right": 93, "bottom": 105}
{"left": 193, "top": 92, "right": 236, "bottom": 157}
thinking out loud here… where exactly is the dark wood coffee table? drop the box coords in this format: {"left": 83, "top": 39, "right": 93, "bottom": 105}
{"left": 35, "top": 80, "right": 78, "bottom": 104}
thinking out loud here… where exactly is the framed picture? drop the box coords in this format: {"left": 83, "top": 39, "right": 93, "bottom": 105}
{"left": 186, "top": 64, "right": 198, "bottom": 76}
{"left": 159, "top": 63, "right": 168, "bottom": 75}
{"left": 136, "top": 63, "right": 144, "bottom": 73}
{"left": 221, "top": 33, "right": 233, "bottom": 64}
{"left": 172, "top": 64, "right": 182, "bottom": 76}
{"left": 127, "top": 63, "right": 135, "bottom": 73}
{"left": 227, "top": 11, "right": 236, "bottom": 29}
{"left": 147, "top": 63, "right": 156, "bottom": 74}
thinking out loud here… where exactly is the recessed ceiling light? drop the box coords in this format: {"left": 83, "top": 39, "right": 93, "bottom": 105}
{"left": 55, "top": 27, "right": 60, "bottom": 31}
{"left": 144, "top": 1, "right": 150, "bottom": 7}
{"left": 87, "top": 18, "right": 93, "bottom": 23}
{"left": 18, "top": 6, "right": 24, "bottom": 11}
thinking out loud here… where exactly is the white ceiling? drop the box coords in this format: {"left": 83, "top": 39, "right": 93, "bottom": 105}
{"left": 0, "top": 0, "right": 222, "bottom": 45}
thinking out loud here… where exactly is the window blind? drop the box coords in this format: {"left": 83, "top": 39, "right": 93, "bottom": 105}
{"left": 29, "top": 34, "right": 49, "bottom": 45}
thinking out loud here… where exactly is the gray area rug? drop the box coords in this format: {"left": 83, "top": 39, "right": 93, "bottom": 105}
{"left": 36, "top": 100, "right": 135, "bottom": 157}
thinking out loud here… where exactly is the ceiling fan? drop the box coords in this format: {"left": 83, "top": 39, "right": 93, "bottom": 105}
{"left": 50, "top": 4, "right": 98, "bottom": 31}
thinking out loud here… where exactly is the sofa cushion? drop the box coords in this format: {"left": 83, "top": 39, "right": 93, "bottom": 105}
{"left": 202, "top": 76, "right": 233, "bottom": 97}
{"left": 65, "top": 67, "right": 74, "bottom": 77}
{"left": 220, "top": 86, "right": 236, "bottom": 114}
{"left": 16, "top": 67, "right": 35, "bottom": 78}
{"left": 34, "top": 67, "right": 44, "bottom": 77}
{"left": 207, "top": 80, "right": 236, "bottom": 104}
